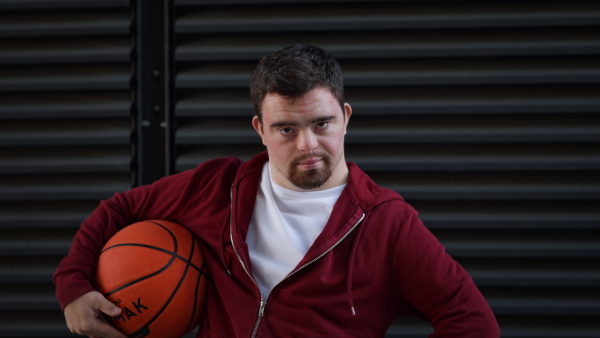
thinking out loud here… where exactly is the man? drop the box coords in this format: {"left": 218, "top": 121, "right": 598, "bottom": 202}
{"left": 54, "top": 44, "right": 500, "bottom": 337}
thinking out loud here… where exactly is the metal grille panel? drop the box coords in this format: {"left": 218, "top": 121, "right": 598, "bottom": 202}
{"left": 0, "top": 1, "right": 133, "bottom": 336}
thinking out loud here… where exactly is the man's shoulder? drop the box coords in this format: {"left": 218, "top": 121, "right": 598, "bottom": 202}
{"left": 195, "top": 156, "right": 244, "bottom": 170}
{"left": 188, "top": 156, "right": 245, "bottom": 182}
{"left": 346, "top": 161, "right": 405, "bottom": 207}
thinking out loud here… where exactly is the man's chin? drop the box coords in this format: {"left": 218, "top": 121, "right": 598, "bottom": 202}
{"left": 289, "top": 169, "right": 331, "bottom": 190}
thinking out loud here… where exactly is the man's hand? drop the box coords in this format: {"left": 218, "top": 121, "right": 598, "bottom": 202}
{"left": 64, "top": 291, "right": 127, "bottom": 338}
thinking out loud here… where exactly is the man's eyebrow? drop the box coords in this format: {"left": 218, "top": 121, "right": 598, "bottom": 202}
{"left": 312, "top": 115, "right": 336, "bottom": 123}
{"left": 269, "top": 120, "right": 298, "bottom": 128}
{"left": 269, "top": 115, "right": 336, "bottom": 128}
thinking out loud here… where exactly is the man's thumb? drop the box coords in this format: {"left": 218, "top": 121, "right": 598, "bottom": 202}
{"left": 98, "top": 297, "right": 121, "bottom": 317}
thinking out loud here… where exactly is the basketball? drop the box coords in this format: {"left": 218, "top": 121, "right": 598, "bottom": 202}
{"left": 94, "top": 220, "right": 208, "bottom": 338}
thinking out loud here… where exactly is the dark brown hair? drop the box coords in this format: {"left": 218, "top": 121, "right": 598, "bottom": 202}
{"left": 249, "top": 44, "right": 345, "bottom": 122}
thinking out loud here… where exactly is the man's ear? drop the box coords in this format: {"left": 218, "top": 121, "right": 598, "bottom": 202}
{"left": 252, "top": 115, "right": 266, "bottom": 146}
{"left": 343, "top": 103, "right": 352, "bottom": 134}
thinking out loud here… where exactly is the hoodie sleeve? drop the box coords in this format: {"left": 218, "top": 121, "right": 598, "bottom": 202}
{"left": 53, "top": 156, "right": 242, "bottom": 310}
{"left": 391, "top": 209, "right": 500, "bottom": 337}
{"left": 52, "top": 167, "right": 199, "bottom": 310}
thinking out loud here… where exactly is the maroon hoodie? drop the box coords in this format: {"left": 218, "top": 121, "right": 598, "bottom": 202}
{"left": 54, "top": 151, "right": 499, "bottom": 337}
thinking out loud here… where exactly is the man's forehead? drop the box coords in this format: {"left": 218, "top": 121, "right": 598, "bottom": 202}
{"left": 262, "top": 104, "right": 341, "bottom": 126}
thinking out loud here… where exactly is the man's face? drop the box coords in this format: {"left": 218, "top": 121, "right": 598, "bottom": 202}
{"left": 252, "top": 87, "right": 352, "bottom": 191}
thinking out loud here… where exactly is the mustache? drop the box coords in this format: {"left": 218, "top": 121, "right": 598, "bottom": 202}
{"left": 292, "top": 152, "right": 329, "bottom": 164}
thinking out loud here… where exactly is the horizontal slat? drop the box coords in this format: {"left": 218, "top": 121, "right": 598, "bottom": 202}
{"left": 382, "top": 182, "right": 600, "bottom": 201}
{"left": 441, "top": 232, "right": 600, "bottom": 259}
{"left": 178, "top": 15, "right": 600, "bottom": 33}
{"left": 177, "top": 40, "right": 600, "bottom": 61}
{"left": 0, "top": 266, "right": 56, "bottom": 284}
{"left": 176, "top": 0, "right": 415, "bottom": 4}
{"left": 473, "top": 274, "right": 600, "bottom": 288}
{"left": 176, "top": 3, "right": 600, "bottom": 33}
{"left": 0, "top": 319, "right": 196, "bottom": 338}
{"left": 0, "top": 240, "right": 70, "bottom": 257}
{"left": 0, "top": 148, "right": 130, "bottom": 174}
{"left": 346, "top": 129, "right": 600, "bottom": 144}
{"left": 0, "top": 104, "right": 130, "bottom": 120}
{"left": 351, "top": 156, "right": 600, "bottom": 172}
{"left": 421, "top": 213, "right": 600, "bottom": 231}
{"left": 0, "top": 11, "right": 130, "bottom": 38}
{"left": 489, "top": 297, "right": 600, "bottom": 316}
{"left": 499, "top": 329, "right": 600, "bottom": 338}
{"left": 0, "top": 120, "right": 131, "bottom": 147}
{"left": 0, "top": 291, "right": 59, "bottom": 311}
{"left": 494, "top": 316, "right": 598, "bottom": 338}
{"left": 494, "top": 316, "right": 600, "bottom": 338}
{"left": 0, "top": 211, "right": 94, "bottom": 230}
{"left": 348, "top": 114, "right": 600, "bottom": 143}
{"left": 346, "top": 70, "right": 600, "bottom": 87}
{"left": 0, "top": 71, "right": 131, "bottom": 92}
{"left": 413, "top": 200, "right": 600, "bottom": 230}
{"left": 0, "top": 92, "right": 131, "bottom": 119}
{"left": 0, "top": 321, "right": 72, "bottom": 338}
{"left": 0, "top": 0, "right": 128, "bottom": 11}
{"left": 467, "top": 263, "right": 600, "bottom": 287}
{"left": 347, "top": 98, "right": 600, "bottom": 115}
{"left": 0, "top": 42, "right": 131, "bottom": 65}
{"left": 0, "top": 180, "right": 130, "bottom": 202}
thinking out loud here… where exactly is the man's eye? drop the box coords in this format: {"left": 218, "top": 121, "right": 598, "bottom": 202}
{"left": 280, "top": 128, "right": 293, "bottom": 134}
{"left": 316, "top": 122, "right": 329, "bottom": 129}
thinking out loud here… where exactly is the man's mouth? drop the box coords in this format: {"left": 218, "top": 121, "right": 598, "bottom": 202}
{"left": 295, "top": 156, "right": 323, "bottom": 169}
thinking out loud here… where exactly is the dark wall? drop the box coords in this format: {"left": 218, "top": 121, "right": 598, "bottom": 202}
{"left": 0, "top": 1, "right": 599, "bottom": 336}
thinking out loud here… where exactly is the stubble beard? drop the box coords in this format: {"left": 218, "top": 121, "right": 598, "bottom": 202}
{"left": 288, "top": 153, "right": 333, "bottom": 190}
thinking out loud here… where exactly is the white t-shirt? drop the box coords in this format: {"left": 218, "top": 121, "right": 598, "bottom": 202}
{"left": 246, "top": 162, "right": 345, "bottom": 297}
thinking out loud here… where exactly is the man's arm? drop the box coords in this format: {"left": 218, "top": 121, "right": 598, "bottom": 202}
{"left": 392, "top": 210, "right": 500, "bottom": 337}
{"left": 53, "top": 167, "right": 200, "bottom": 309}
{"left": 54, "top": 174, "right": 193, "bottom": 336}
{"left": 54, "top": 157, "right": 242, "bottom": 335}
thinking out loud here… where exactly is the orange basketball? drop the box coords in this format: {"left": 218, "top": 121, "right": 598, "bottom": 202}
{"left": 95, "top": 220, "right": 207, "bottom": 338}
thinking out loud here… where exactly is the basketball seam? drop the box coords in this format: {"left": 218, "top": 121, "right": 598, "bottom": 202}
{"left": 102, "top": 243, "right": 205, "bottom": 273}
{"left": 102, "top": 222, "right": 180, "bottom": 298}
{"left": 184, "top": 242, "right": 208, "bottom": 334}
{"left": 133, "top": 226, "right": 197, "bottom": 338}
{"left": 102, "top": 250, "right": 177, "bottom": 298}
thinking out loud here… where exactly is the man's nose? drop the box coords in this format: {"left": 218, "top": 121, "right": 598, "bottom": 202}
{"left": 297, "top": 130, "right": 318, "bottom": 152}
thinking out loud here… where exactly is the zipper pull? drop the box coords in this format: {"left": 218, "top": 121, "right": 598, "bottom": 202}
{"left": 258, "top": 299, "right": 266, "bottom": 317}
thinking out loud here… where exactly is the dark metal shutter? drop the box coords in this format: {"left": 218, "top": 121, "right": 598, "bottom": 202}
{"left": 172, "top": 1, "right": 600, "bottom": 337}
{"left": 0, "top": 1, "right": 133, "bottom": 336}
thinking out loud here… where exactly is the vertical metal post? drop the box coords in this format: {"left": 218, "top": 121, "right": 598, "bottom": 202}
{"left": 134, "top": 0, "right": 170, "bottom": 186}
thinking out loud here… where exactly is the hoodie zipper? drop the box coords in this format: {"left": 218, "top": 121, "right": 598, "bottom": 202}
{"left": 230, "top": 186, "right": 366, "bottom": 337}
{"left": 229, "top": 186, "right": 267, "bottom": 338}
{"left": 283, "top": 212, "right": 365, "bottom": 281}
{"left": 230, "top": 212, "right": 267, "bottom": 338}
{"left": 229, "top": 213, "right": 265, "bottom": 337}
